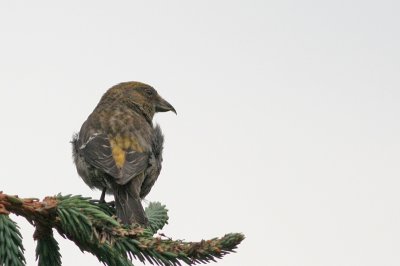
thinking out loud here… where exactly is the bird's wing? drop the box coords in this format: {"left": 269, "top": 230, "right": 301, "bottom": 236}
{"left": 79, "top": 133, "right": 148, "bottom": 185}
{"left": 140, "top": 124, "right": 164, "bottom": 198}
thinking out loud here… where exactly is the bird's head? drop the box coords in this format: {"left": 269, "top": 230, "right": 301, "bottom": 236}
{"left": 100, "top": 81, "right": 176, "bottom": 119}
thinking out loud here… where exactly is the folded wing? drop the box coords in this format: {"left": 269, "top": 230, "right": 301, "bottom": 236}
{"left": 79, "top": 133, "right": 148, "bottom": 185}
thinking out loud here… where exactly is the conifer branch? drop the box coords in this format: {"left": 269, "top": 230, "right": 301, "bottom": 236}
{"left": 0, "top": 215, "right": 25, "bottom": 266}
{"left": 35, "top": 229, "right": 61, "bottom": 266}
{"left": 0, "top": 192, "right": 244, "bottom": 266}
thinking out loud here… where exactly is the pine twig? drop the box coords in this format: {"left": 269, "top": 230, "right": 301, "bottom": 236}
{"left": 0, "top": 192, "right": 244, "bottom": 266}
{"left": 0, "top": 215, "right": 25, "bottom": 266}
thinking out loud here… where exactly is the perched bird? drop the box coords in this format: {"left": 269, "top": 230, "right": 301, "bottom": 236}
{"left": 72, "top": 81, "right": 176, "bottom": 225}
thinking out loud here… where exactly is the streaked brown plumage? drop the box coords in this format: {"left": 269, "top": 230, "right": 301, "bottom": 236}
{"left": 72, "top": 81, "right": 176, "bottom": 225}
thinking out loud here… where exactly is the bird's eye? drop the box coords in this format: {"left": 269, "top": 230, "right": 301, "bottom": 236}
{"left": 145, "top": 88, "right": 154, "bottom": 96}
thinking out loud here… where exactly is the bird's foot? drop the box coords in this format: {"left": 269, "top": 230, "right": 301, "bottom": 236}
{"left": 99, "top": 188, "right": 107, "bottom": 203}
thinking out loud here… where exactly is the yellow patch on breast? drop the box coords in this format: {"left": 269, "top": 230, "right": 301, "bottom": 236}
{"left": 110, "top": 136, "right": 144, "bottom": 168}
{"left": 115, "top": 135, "right": 144, "bottom": 152}
{"left": 110, "top": 139, "right": 126, "bottom": 168}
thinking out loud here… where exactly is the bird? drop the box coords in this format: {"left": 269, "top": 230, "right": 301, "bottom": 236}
{"left": 71, "top": 81, "right": 176, "bottom": 225}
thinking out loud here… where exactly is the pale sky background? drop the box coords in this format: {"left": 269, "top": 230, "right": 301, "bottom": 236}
{"left": 0, "top": 1, "right": 399, "bottom": 266}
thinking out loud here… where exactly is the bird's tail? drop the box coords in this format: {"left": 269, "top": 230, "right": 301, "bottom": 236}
{"left": 113, "top": 184, "right": 148, "bottom": 226}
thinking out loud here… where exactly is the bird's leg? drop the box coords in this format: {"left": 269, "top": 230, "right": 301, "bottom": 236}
{"left": 99, "top": 187, "right": 107, "bottom": 203}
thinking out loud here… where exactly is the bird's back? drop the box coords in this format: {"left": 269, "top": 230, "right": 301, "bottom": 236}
{"left": 74, "top": 102, "right": 155, "bottom": 188}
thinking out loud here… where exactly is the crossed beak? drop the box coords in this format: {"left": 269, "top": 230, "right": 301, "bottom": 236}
{"left": 155, "top": 96, "right": 177, "bottom": 115}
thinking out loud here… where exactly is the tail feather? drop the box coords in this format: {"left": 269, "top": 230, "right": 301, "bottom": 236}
{"left": 114, "top": 186, "right": 148, "bottom": 225}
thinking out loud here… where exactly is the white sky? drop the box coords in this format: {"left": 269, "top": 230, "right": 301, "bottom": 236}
{"left": 1, "top": 1, "right": 399, "bottom": 265}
